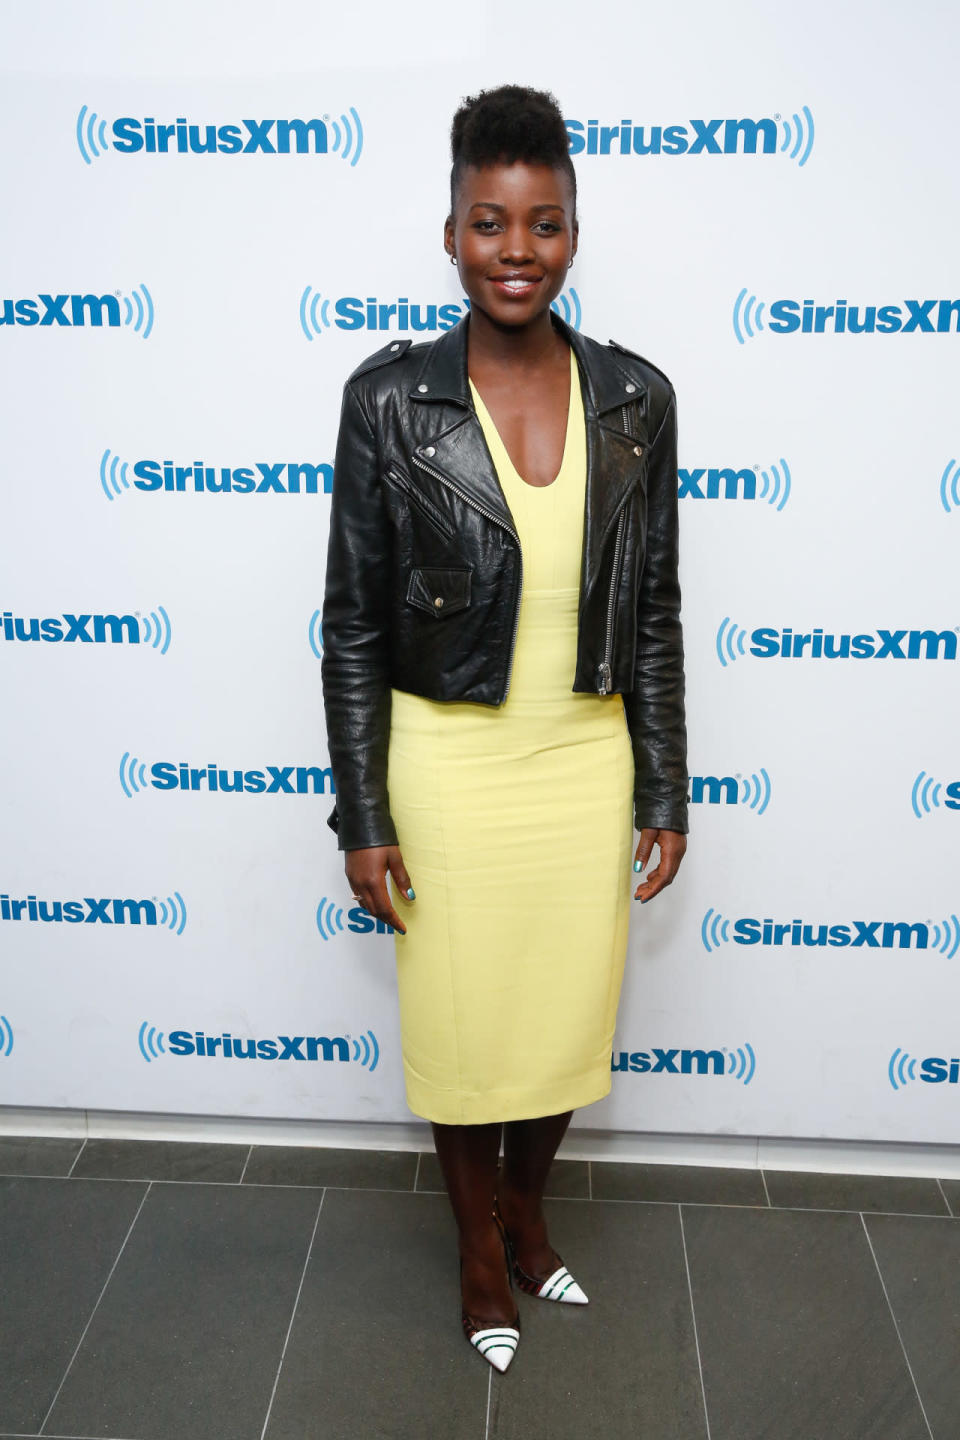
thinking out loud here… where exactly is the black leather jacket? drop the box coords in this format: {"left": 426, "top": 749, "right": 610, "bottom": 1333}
{"left": 321, "top": 309, "right": 688, "bottom": 850}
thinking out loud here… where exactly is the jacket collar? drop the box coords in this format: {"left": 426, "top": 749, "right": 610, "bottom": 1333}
{"left": 408, "top": 308, "right": 648, "bottom": 418}
{"left": 406, "top": 309, "right": 650, "bottom": 599}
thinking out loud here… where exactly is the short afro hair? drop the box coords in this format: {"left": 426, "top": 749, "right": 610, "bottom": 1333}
{"left": 449, "top": 84, "right": 576, "bottom": 219}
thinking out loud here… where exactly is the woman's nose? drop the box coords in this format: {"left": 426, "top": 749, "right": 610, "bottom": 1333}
{"left": 498, "top": 227, "right": 534, "bottom": 262}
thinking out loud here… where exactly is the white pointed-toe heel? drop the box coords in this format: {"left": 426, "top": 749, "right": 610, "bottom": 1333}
{"left": 519, "top": 1262, "right": 589, "bottom": 1304}
{"left": 462, "top": 1318, "right": 520, "bottom": 1372}
{"left": 493, "top": 1199, "right": 589, "bottom": 1305}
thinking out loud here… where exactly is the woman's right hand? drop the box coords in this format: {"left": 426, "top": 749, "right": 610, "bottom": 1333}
{"left": 344, "top": 845, "right": 415, "bottom": 935}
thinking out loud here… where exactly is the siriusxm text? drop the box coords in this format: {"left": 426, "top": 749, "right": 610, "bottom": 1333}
{"left": 312, "top": 296, "right": 464, "bottom": 331}
{"left": 133, "top": 461, "right": 332, "bottom": 495}
{"left": 679, "top": 468, "right": 758, "bottom": 500}
{"left": 612, "top": 1048, "right": 724, "bottom": 1074}
{"left": 3, "top": 895, "right": 164, "bottom": 925}
{"left": 566, "top": 118, "right": 778, "bottom": 156}
{"left": 750, "top": 628, "right": 957, "bottom": 660}
{"left": 915, "top": 1058, "right": 960, "bottom": 1084}
{"left": 768, "top": 299, "right": 960, "bottom": 334}
{"left": 168, "top": 1031, "right": 351, "bottom": 1060}
{"left": 113, "top": 118, "right": 332, "bottom": 154}
{"left": 2, "top": 612, "right": 142, "bottom": 644}
{"left": 733, "top": 918, "right": 937, "bottom": 949}
{"left": 150, "top": 763, "right": 334, "bottom": 795}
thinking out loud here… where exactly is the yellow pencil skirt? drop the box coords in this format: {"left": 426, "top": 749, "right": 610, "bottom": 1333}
{"left": 386, "top": 584, "right": 634, "bottom": 1125}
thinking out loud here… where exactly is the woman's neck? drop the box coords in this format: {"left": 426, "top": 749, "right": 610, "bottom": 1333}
{"left": 465, "top": 307, "right": 568, "bottom": 376}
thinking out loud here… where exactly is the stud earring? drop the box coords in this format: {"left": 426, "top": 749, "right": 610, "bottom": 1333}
{"left": 450, "top": 254, "right": 457, "bottom": 265}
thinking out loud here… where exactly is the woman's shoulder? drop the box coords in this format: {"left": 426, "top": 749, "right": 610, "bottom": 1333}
{"left": 575, "top": 328, "right": 676, "bottom": 434}
{"left": 604, "top": 336, "right": 674, "bottom": 396}
{"left": 345, "top": 331, "right": 451, "bottom": 386}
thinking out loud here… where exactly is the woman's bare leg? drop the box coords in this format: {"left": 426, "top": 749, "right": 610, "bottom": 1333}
{"left": 431, "top": 1120, "right": 517, "bottom": 1325}
{"left": 496, "top": 1109, "right": 573, "bottom": 1278}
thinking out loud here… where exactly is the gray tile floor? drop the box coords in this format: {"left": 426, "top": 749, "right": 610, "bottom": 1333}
{"left": 1, "top": 1135, "right": 958, "bottom": 1440}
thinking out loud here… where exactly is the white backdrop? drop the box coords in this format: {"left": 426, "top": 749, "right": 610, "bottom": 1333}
{"left": 1, "top": 0, "right": 957, "bottom": 1143}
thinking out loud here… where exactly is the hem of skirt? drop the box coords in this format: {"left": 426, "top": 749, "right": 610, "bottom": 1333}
{"left": 402, "top": 1069, "right": 613, "bottom": 1126}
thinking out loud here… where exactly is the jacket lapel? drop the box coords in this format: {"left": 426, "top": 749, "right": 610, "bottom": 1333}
{"left": 408, "top": 310, "right": 651, "bottom": 593}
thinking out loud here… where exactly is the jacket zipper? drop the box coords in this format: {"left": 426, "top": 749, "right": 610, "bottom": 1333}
{"left": 598, "top": 506, "right": 628, "bottom": 694}
{"left": 597, "top": 409, "right": 643, "bottom": 694}
{"left": 412, "top": 451, "right": 523, "bottom": 702}
{"left": 384, "top": 465, "right": 456, "bottom": 540}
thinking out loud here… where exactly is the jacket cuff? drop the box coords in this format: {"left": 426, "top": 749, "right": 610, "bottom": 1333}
{"left": 634, "top": 799, "right": 689, "bottom": 835}
{"left": 326, "top": 802, "right": 399, "bottom": 852}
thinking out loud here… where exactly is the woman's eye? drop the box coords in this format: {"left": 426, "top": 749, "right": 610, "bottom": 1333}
{"left": 473, "top": 220, "right": 498, "bottom": 231}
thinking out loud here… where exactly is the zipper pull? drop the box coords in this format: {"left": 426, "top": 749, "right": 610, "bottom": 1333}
{"left": 598, "top": 662, "right": 612, "bottom": 695}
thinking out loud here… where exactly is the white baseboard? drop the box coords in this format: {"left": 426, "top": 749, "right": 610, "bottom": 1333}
{"left": 3, "top": 1104, "right": 960, "bottom": 1180}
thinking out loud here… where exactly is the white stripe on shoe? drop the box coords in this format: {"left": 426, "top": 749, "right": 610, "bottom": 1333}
{"left": 537, "top": 1266, "right": 589, "bottom": 1304}
{"left": 470, "top": 1326, "right": 520, "bottom": 1372}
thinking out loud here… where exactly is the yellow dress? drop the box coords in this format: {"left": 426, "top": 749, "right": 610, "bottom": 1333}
{"left": 387, "top": 345, "right": 634, "bottom": 1124}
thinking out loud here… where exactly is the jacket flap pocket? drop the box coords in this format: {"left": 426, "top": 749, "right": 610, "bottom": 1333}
{"left": 406, "top": 566, "right": 472, "bottom": 617}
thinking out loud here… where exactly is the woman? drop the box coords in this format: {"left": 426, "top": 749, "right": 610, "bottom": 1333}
{"left": 321, "top": 84, "right": 688, "bottom": 1373}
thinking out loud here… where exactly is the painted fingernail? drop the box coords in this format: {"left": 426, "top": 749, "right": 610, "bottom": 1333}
{"left": 633, "top": 860, "right": 643, "bottom": 873}
{"left": 406, "top": 887, "right": 416, "bottom": 900}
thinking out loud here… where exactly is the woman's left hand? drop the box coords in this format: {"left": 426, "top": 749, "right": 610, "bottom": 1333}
{"left": 633, "top": 828, "right": 687, "bottom": 903}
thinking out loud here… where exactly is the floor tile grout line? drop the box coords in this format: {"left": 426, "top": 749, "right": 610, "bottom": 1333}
{"left": 3, "top": 1169, "right": 956, "bottom": 1220}
{"left": 259, "top": 1188, "right": 327, "bottom": 1440}
{"left": 859, "top": 1211, "right": 936, "bottom": 1440}
{"left": 237, "top": 1143, "right": 253, "bottom": 1185}
{"left": 936, "top": 1176, "right": 953, "bottom": 1216}
{"left": 38, "top": 1179, "right": 153, "bottom": 1437}
{"left": 484, "top": 1366, "right": 492, "bottom": 1440}
{"left": 65, "top": 1138, "right": 87, "bottom": 1178}
{"left": 4, "top": 1432, "right": 144, "bottom": 1439}
{"left": 759, "top": 1168, "right": 772, "bottom": 1206}
{"left": 413, "top": 1150, "right": 422, "bottom": 1192}
{"left": 677, "top": 1204, "right": 712, "bottom": 1440}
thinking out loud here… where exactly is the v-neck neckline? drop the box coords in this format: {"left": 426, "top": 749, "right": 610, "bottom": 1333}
{"left": 469, "top": 346, "right": 576, "bottom": 491}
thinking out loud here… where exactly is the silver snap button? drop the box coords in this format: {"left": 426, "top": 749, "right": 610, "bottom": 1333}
{"left": 633, "top": 445, "right": 643, "bottom": 456}
{"left": 422, "top": 445, "right": 436, "bottom": 457}
{"left": 417, "top": 384, "right": 428, "bottom": 393}
{"left": 624, "top": 382, "right": 636, "bottom": 394}
{"left": 434, "top": 596, "right": 444, "bottom": 608}
{"left": 390, "top": 342, "right": 400, "bottom": 351}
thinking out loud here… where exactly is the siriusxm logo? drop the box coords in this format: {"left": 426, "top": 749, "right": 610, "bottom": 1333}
{"left": 889, "top": 1048, "right": 960, "bottom": 1090}
{"left": 612, "top": 1043, "right": 756, "bottom": 1083}
{"left": 316, "top": 897, "right": 394, "bottom": 939}
{"left": 100, "top": 451, "right": 332, "bottom": 501}
{"left": 679, "top": 459, "right": 791, "bottom": 508}
{"left": 1, "top": 287, "right": 154, "bottom": 336}
{"left": 299, "top": 288, "right": 582, "bottom": 338}
{"left": 308, "top": 612, "right": 324, "bottom": 660}
{"left": 702, "top": 908, "right": 960, "bottom": 958}
{"left": 0, "top": 1014, "right": 13, "bottom": 1057}
{"left": 734, "top": 291, "right": 960, "bottom": 344}
{"left": 941, "top": 460, "right": 960, "bottom": 514}
{"left": 690, "top": 771, "right": 771, "bottom": 813}
{"left": 1, "top": 607, "right": 171, "bottom": 651}
{"left": 120, "top": 755, "right": 334, "bottom": 799}
{"left": 77, "top": 106, "right": 363, "bottom": 165}
{"left": 2, "top": 892, "right": 186, "bottom": 933}
{"left": 138, "top": 1022, "right": 379, "bottom": 1068}
{"left": 911, "top": 772, "right": 960, "bottom": 818}
{"left": 716, "top": 619, "right": 958, "bottom": 666}
{"left": 566, "top": 108, "right": 813, "bottom": 165}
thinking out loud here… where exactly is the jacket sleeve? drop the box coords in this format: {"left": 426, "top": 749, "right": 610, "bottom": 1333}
{"left": 320, "top": 379, "right": 399, "bottom": 851}
{"left": 622, "top": 386, "right": 689, "bottom": 834}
